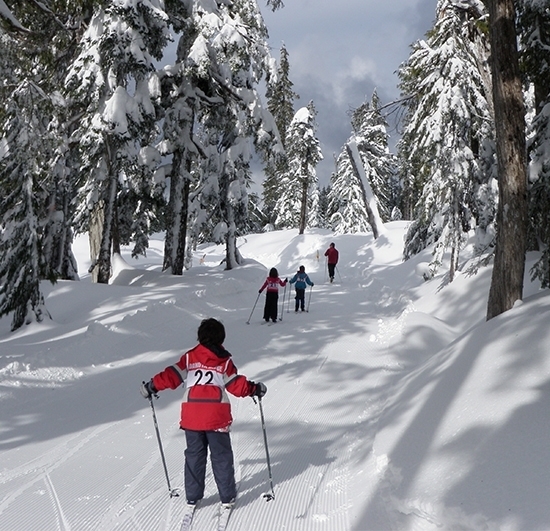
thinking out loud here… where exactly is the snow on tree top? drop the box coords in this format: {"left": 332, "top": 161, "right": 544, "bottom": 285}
{"left": 292, "top": 107, "right": 311, "bottom": 124}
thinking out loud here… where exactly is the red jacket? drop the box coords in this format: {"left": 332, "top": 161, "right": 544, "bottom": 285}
{"left": 259, "top": 276, "right": 287, "bottom": 293}
{"left": 324, "top": 247, "right": 339, "bottom": 264}
{"left": 152, "top": 344, "right": 256, "bottom": 431}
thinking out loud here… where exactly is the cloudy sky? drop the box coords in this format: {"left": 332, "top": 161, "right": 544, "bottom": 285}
{"left": 260, "top": 0, "right": 437, "bottom": 185}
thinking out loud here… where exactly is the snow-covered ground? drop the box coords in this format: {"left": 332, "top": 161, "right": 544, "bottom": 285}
{"left": 1, "top": 222, "right": 549, "bottom": 531}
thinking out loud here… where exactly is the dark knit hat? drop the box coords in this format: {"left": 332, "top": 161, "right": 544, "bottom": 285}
{"left": 198, "top": 318, "right": 225, "bottom": 346}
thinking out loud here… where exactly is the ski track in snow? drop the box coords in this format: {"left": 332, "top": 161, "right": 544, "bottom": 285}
{"left": 0, "top": 424, "right": 115, "bottom": 530}
{"left": 1, "top": 325, "right": 401, "bottom": 531}
{"left": 225, "top": 295, "right": 401, "bottom": 531}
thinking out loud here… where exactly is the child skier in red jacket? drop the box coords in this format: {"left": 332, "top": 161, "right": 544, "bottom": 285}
{"left": 140, "top": 318, "right": 266, "bottom": 508}
{"left": 259, "top": 267, "right": 287, "bottom": 323}
{"left": 324, "top": 242, "right": 339, "bottom": 283}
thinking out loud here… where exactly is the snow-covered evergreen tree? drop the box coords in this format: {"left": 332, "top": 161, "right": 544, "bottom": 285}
{"left": 40, "top": 3, "right": 94, "bottom": 282}
{"left": 317, "top": 185, "right": 331, "bottom": 229}
{"left": 329, "top": 91, "right": 394, "bottom": 236}
{"left": 66, "top": 0, "right": 171, "bottom": 283}
{"left": 157, "top": 0, "right": 202, "bottom": 275}
{"left": 263, "top": 44, "right": 299, "bottom": 223}
{"left": 519, "top": 0, "right": 550, "bottom": 287}
{"left": 0, "top": 80, "right": 51, "bottom": 330}
{"left": 518, "top": 0, "right": 550, "bottom": 112}
{"left": 201, "top": 0, "right": 279, "bottom": 268}
{"left": 398, "top": 0, "right": 495, "bottom": 281}
{"left": 0, "top": 2, "right": 92, "bottom": 329}
{"left": 247, "top": 191, "right": 265, "bottom": 233}
{"left": 161, "top": 0, "right": 279, "bottom": 271}
{"left": 275, "top": 102, "right": 323, "bottom": 233}
{"left": 527, "top": 101, "right": 550, "bottom": 287}
{"left": 42, "top": 112, "right": 80, "bottom": 282}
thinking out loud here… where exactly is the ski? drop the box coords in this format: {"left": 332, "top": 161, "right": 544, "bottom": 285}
{"left": 215, "top": 475, "right": 241, "bottom": 531}
{"left": 179, "top": 504, "right": 197, "bottom": 531}
{"left": 215, "top": 503, "right": 234, "bottom": 531}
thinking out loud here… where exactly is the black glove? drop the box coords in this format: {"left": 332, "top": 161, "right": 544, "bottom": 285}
{"left": 258, "top": 289, "right": 262, "bottom": 293}
{"left": 285, "top": 278, "right": 288, "bottom": 282}
{"left": 140, "top": 379, "right": 157, "bottom": 399}
{"left": 311, "top": 283, "right": 314, "bottom": 287}
{"left": 253, "top": 381, "right": 267, "bottom": 398}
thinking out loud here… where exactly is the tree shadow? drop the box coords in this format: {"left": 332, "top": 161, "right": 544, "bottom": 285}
{"left": 443, "top": 377, "right": 550, "bottom": 529}
{"left": 353, "top": 293, "right": 550, "bottom": 530}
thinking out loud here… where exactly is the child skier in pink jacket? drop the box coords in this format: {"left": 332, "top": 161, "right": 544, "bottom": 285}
{"left": 258, "top": 267, "right": 287, "bottom": 323}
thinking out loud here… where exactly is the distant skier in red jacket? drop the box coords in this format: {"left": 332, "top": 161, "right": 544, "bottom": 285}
{"left": 324, "top": 242, "right": 339, "bottom": 283}
{"left": 140, "top": 318, "right": 266, "bottom": 508}
{"left": 259, "top": 267, "right": 287, "bottom": 323}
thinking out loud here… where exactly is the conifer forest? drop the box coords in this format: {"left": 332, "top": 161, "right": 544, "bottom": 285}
{"left": 1, "top": 0, "right": 549, "bottom": 330}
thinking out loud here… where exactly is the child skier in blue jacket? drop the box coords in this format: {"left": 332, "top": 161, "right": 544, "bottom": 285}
{"left": 289, "top": 265, "right": 314, "bottom": 312}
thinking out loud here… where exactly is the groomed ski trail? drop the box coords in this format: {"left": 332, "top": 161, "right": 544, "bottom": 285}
{"left": 210, "top": 281, "right": 406, "bottom": 531}
{"left": 0, "top": 228, "right": 413, "bottom": 531}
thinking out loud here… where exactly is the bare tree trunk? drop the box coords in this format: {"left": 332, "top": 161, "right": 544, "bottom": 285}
{"left": 298, "top": 159, "right": 308, "bottom": 235}
{"left": 223, "top": 172, "right": 243, "bottom": 270}
{"left": 96, "top": 172, "right": 117, "bottom": 284}
{"left": 89, "top": 200, "right": 103, "bottom": 283}
{"left": 449, "top": 191, "right": 461, "bottom": 283}
{"left": 486, "top": 0, "right": 528, "bottom": 320}
{"left": 225, "top": 208, "right": 238, "bottom": 270}
{"left": 345, "top": 142, "right": 382, "bottom": 239}
{"left": 58, "top": 187, "right": 78, "bottom": 280}
{"left": 163, "top": 152, "right": 190, "bottom": 275}
{"left": 44, "top": 185, "right": 77, "bottom": 281}
{"left": 112, "top": 198, "right": 121, "bottom": 256}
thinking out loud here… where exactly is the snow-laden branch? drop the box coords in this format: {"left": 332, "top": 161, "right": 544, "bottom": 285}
{"left": 0, "top": 0, "right": 30, "bottom": 33}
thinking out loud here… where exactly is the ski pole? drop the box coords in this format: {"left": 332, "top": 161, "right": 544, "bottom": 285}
{"left": 336, "top": 265, "right": 342, "bottom": 283}
{"left": 255, "top": 396, "right": 275, "bottom": 501}
{"left": 146, "top": 390, "right": 179, "bottom": 498}
{"left": 246, "top": 292, "right": 261, "bottom": 324}
{"left": 306, "top": 285, "right": 313, "bottom": 312}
